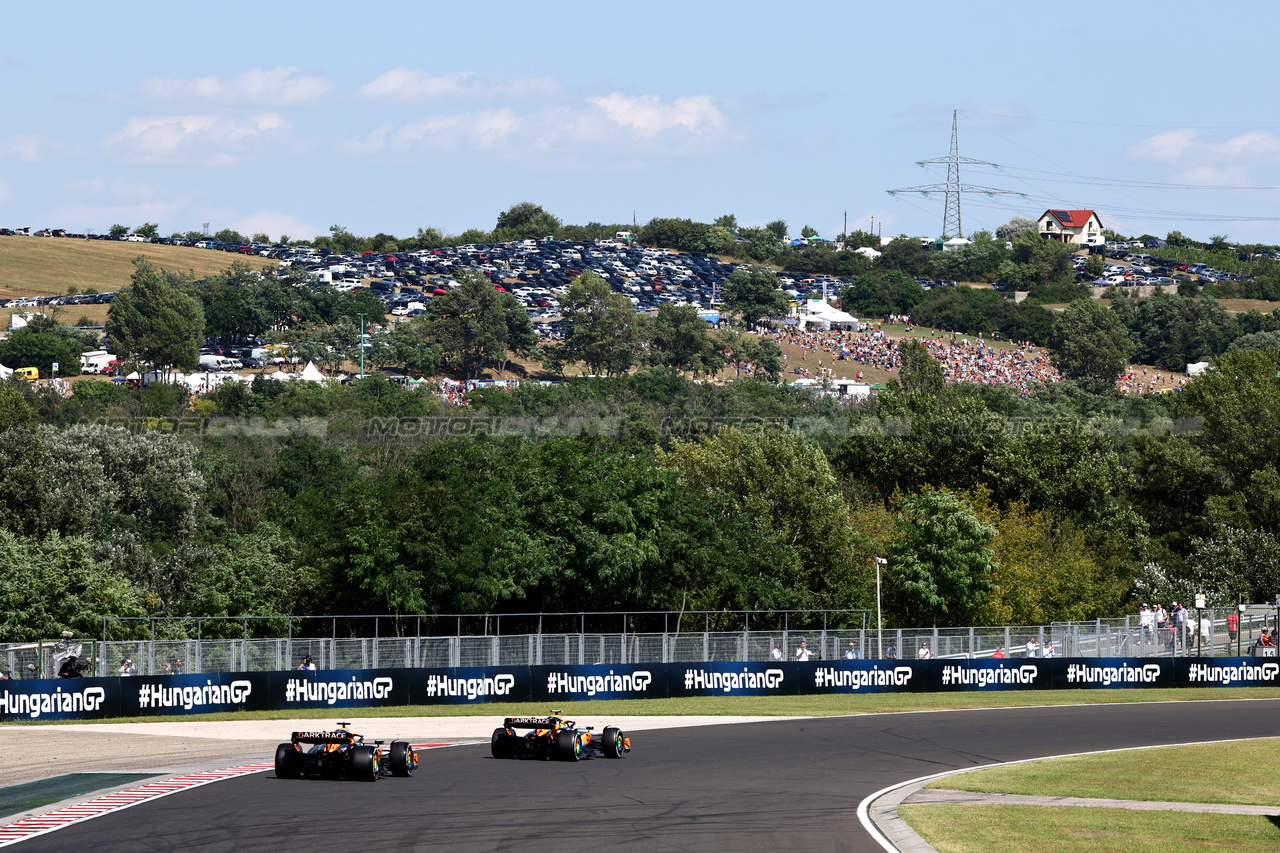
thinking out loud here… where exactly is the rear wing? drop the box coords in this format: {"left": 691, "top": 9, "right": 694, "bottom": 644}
{"left": 292, "top": 731, "right": 356, "bottom": 744}
{"left": 505, "top": 716, "right": 566, "bottom": 729}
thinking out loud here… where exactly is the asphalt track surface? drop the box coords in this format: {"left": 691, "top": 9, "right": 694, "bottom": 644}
{"left": 15, "top": 698, "right": 1280, "bottom": 852}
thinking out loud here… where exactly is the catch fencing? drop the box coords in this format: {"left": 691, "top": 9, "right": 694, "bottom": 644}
{"left": 2, "top": 607, "right": 1276, "bottom": 679}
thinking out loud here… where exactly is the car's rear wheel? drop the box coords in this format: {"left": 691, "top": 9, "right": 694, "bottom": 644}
{"left": 350, "top": 745, "right": 379, "bottom": 781}
{"left": 602, "top": 726, "right": 626, "bottom": 758}
{"left": 554, "top": 730, "right": 582, "bottom": 761}
{"left": 390, "top": 741, "right": 417, "bottom": 776}
{"left": 274, "top": 743, "right": 301, "bottom": 778}
{"left": 491, "top": 728, "right": 515, "bottom": 759}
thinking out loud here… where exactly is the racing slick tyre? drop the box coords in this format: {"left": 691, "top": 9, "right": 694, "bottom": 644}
{"left": 350, "top": 745, "right": 379, "bottom": 781}
{"left": 274, "top": 743, "right": 302, "bottom": 778}
{"left": 602, "top": 727, "right": 626, "bottom": 758}
{"left": 390, "top": 741, "right": 417, "bottom": 776}
{"left": 491, "top": 728, "right": 515, "bottom": 759}
{"left": 554, "top": 730, "right": 582, "bottom": 761}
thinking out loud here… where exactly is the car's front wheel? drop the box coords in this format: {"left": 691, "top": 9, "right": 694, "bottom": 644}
{"left": 390, "top": 741, "right": 417, "bottom": 776}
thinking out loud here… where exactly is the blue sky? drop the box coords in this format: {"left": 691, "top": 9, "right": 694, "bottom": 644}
{"left": 4, "top": 1, "right": 1280, "bottom": 245}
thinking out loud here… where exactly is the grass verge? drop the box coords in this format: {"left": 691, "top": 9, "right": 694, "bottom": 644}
{"left": 899, "top": 806, "right": 1280, "bottom": 853}
{"left": 927, "top": 737, "right": 1280, "bottom": 806}
{"left": 11, "top": 687, "right": 1280, "bottom": 726}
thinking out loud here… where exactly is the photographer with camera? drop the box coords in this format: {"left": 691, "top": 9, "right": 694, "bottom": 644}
{"left": 58, "top": 655, "right": 87, "bottom": 678}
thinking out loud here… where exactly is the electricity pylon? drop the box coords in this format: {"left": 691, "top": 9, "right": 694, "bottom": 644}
{"left": 886, "top": 110, "right": 1026, "bottom": 238}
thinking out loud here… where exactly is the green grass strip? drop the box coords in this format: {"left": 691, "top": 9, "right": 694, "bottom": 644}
{"left": 927, "top": 737, "right": 1280, "bottom": 806}
{"left": 900, "top": 805, "right": 1280, "bottom": 853}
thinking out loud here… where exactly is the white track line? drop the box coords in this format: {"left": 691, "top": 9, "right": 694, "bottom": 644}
{"left": 856, "top": 735, "right": 1278, "bottom": 852}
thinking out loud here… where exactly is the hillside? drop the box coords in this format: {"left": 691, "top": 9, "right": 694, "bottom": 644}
{"left": 0, "top": 237, "right": 276, "bottom": 296}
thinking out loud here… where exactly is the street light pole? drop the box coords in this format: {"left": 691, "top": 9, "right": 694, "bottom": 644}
{"left": 355, "top": 312, "right": 366, "bottom": 379}
{"left": 875, "top": 557, "right": 887, "bottom": 659}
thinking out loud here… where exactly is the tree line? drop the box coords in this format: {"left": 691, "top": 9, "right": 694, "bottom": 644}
{"left": 6, "top": 329, "right": 1280, "bottom": 642}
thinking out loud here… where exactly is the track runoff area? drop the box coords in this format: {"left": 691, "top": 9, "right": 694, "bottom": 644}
{"left": 4, "top": 699, "right": 1279, "bottom": 852}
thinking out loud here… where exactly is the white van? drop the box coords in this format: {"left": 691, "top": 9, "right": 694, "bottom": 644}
{"left": 198, "top": 354, "right": 239, "bottom": 372}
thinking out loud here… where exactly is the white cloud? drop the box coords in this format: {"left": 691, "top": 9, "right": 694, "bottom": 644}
{"left": 588, "top": 93, "right": 726, "bottom": 137}
{"left": 0, "top": 133, "right": 45, "bottom": 163}
{"left": 107, "top": 114, "right": 289, "bottom": 165}
{"left": 395, "top": 109, "right": 521, "bottom": 149}
{"left": 1128, "top": 129, "right": 1200, "bottom": 163}
{"left": 229, "top": 211, "right": 322, "bottom": 242}
{"left": 137, "top": 67, "right": 331, "bottom": 106}
{"left": 360, "top": 69, "right": 561, "bottom": 102}
{"left": 1129, "top": 129, "right": 1280, "bottom": 176}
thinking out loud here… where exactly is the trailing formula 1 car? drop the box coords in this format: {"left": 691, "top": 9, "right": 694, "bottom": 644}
{"left": 490, "top": 712, "right": 631, "bottom": 761}
{"left": 275, "top": 722, "right": 418, "bottom": 781}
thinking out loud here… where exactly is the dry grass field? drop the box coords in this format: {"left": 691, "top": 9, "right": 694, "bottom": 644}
{"left": 0, "top": 237, "right": 274, "bottom": 298}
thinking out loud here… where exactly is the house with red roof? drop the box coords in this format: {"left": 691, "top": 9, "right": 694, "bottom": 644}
{"left": 1036, "top": 209, "right": 1103, "bottom": 245}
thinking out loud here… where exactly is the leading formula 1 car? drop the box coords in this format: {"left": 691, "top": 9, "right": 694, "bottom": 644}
{"left": 275, "top": 722, "right": 418, "bottom": 781}
{"left": 490, "top": 712, "right": 631, "bottom": 761}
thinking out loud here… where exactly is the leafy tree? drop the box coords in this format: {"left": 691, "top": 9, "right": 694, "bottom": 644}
{"left": 376, "top": 317, "right": 444, "bottom": 377}
{"left": 1182, "top": 526, "right": 1280, "bottom": 606}
{"left": 887, "top": 488, "right": 997, "bottom": 627}
{"left": 1049, "top": 299, "right": 1135, "bottom": 395}
{"left": 494, "top": 202, "right": 562, "bottom": 242}
{"left": 1136, "top": 292, "right": 1238, "bottom": 368}
{"left": 657, "top": 427, "right": 863, "bottom": 611}
{"left": 427, "top": 269, "right": 535, "bottom": 378}
{"left": 877, "top": 236, "right": 932, "bottom": 277}
{"left": 0, "top": 387, "right": 36, "bottom": 432}
{"left": 840, "top": 270, "right": 925, "bottom": 317}
{"left": 995, "top": 230, "right": 1074, "bottom": 291}
{"left": 721, "top": 331, "right": 783, "bottom": 382}
{"left": 800, "top": 225, "right": 819, "bottom": 239}
{"left": 647, "top": 304, "right": 724, "bottom": 377}
{"left": 894, "top": 339, "right": 945, "bottom": 397}
{"left": 968, "top": 492, "right": 1122, "bottom": 624}
{"left": 1229, "top": 330, "right": 1280, "bottom": 355}
{"left": 0, "top": 319, "right": 88, "bottom": 377}
{"left": 108, "top": 224, "right": 129, "bottom": 238}
{"left": 547, "top": 271, "right": 640, "bottom": 376}
{"left": 214, "top": 228, "right": 246, "bottom": 244}
{"left": 135, "top": 222, "right": 160, "bottom": 239}
{"left": 723, "top": 265, "right": 792, "bottom": 327}
{"left": 996, "top": 217, "right": 1036, "bottom": 241}
{"left": 764, "top": 220, "right": 788, "bottom": 242}
{"left": 0, "top": 530, "right": 147, "bottom": 641}
{"left": 1085, "top": 254, "right": 1105, "bottom": 278}
{"left": 106, "top": 260, "right": 204, "bottom": 379}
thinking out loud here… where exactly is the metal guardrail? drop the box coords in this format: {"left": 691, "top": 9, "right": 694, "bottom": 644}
{"left": 3, "top": 609, "right": 1274, "bottom": 678}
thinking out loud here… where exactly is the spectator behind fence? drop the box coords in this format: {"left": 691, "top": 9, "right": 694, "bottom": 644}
{"left": 845, "top": 642, "right": 859, "bottom": 660}
{"left": 916, "top": 641, "right": 932, "bottom": 660}
{"left": 1042, "top": 642, "right": 1055, "bottom": 658}
{"left": 885, "top": 644, "right": 897, "bottom": 659}
{"left": 1025, "top": 639, "right": 1039, "bottom": 658}
{"left": 118, "top": 659, "right": 135, "bottom": 676}
{"left": 771, "top": 642, "right": 784, "bottom": 662}
{"left": 795, "top": 640, "right": 814, "bottom": 661}
{"left": 58, "top": 656, "right": 84, "bottom": 678}
{"left": 992, "top": 645, "right": 1006, "bottom": 659}
{"left": 298, "top": 655, "right": 316, "bottom": 671}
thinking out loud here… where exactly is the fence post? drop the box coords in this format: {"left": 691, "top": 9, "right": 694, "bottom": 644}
{"left": 1004, "top": 626, "right": 1010, "bottom": 655}
{"left": 703, "top": 614, "right": 709, "bottom": 663}
{"left": 1038, "top": 626, "right": 1044, "bottom": 653}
